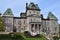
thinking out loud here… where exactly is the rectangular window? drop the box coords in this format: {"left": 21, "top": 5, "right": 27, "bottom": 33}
{"left": 24, "top": 20, "right": 25, "bottom": 24}
{"left": 14, "top": 20, "right": 16, "bottom": 24}
{"left": 5, "top": 19, "right": 11, "bottom": 24}
{"left": 31, "top": 19, "right": 32, "bottom": 22}
{"left": 18, "top": 21, "right": 21, "bottom": 24}
{"left": 48, "top": 27, "right": 50, "bottom": 32}
{"left": 47, "top": 21, "right": 49, "bottom": 26}
{"left": 55, "top": 27, "right": 57, "bottom": 31}
{"left": 24, "top": 26, "right": 25, "bottom": 30}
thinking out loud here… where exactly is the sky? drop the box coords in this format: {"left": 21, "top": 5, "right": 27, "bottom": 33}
{"left": 0, "top": 0, "right": 60, "bottom": 24}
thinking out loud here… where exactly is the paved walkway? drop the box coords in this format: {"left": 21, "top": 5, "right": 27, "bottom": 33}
{"left": 0, "top": 32, "right": 9, "bottom": 34}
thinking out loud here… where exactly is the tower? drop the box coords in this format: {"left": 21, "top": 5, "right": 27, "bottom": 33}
{"left": 26, "top": 2, "right": 42, "bottom": 34}
{"left": 3, "top": 8, "right": 14, "bottom": 32}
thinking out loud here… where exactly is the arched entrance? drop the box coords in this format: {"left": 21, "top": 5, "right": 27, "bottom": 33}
{"left": 30, "top": 23, "right": 41, "bottom": 36}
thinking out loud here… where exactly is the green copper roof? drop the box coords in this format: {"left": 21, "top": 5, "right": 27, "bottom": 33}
{"left": 28, "top": 2, "right": 39, "bottom": 9}
{"left": 47, "top": 12, "right": 57, "bottom": 19}
{"left": 3, "top": 8, "right": 13, "bottom": 15}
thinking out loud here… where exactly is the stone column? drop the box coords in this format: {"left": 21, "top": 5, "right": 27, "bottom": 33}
{"left": 16, "top": 27, "right": 19, "bottom": 32}
{"left": 40, "top": 25, "right": 43, "bottom": 34}
{"left": 10, "top": 25, "right": 13, "bottom": 32}
{"left": 30, "top": 24, "right": 31, "bottom": 32}
{"left": 40, "top": 25, "right": 42, "bottom": 31}
{"left": 37, "top": 24, "right": 39, "bottom": 34}
{"left": 36, "top": 24, "right": 37, "bottom": 32}
{"left": 34, "top": 24, "right": 35, "bottom": 32}
{"left": 5, "top": 26, "right": 7, "bottom": 32}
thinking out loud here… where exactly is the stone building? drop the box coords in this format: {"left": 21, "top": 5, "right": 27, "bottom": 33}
{"left": 3, "top": 2, "right": 59, "bottom": 35}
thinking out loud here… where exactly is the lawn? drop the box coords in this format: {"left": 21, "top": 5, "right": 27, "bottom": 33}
{"left": 24, "top": 38, "right": 47, "bottom": 40}
{"left": 0, "top": 32, "right": 48, "bottom": 40}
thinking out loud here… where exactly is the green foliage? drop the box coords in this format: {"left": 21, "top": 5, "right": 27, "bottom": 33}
{"left": 59, "top": 24, "right": 60, "bottom": 34}
{"left": 0, "top": 33, "right": 48, "bottom": 40}
{"left": 0, "top": 16, "right": 4, "bottom": 31}
{"left": 53, "top": 36, "right": 59, "bottom": 40}
{"left": 0, "top": 34, "right": 10, "bottom": 39}
{"left": 13, "top": 32, "right": 25, "bottom": 40}
{"left": 20, "top": 33, "right": 48, "bottom": 40}
{"left": 0, "top": 33, "right": 25, "bottom": 40}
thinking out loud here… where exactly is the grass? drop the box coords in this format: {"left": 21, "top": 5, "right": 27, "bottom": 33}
{"left": 0, "top": 33, "right": 24, "bottom": 40}
{"left": 0, "top": 32, "right": 48, "bottom": 40}
{"left": 0, "top": 38, "right": 21, "bottom": 40}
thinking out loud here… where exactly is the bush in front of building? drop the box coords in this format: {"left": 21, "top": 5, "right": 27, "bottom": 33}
{"left": 53, "top": 36, "right": 59, "bottom": 40}
{"left": 0, "top": 33, "right": 25, "bottom": 40}
{"left": 0, "top": 34, "right": 10, "bottom": 39}
{"left": 13, "top": 32, "right": 25, "bottom": 40}
{"left": 0, "top": 32, "right": 48, "bottom": 40}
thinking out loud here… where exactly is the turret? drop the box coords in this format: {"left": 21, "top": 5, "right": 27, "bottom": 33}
{"left": 3, "top": 8, "right": 14, "bottom": 17}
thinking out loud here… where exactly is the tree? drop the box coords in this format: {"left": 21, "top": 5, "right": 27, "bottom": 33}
{"left": 59, "top": 24, "right": 60, "bottom": 34}
{"left": 53, "top": 36, "right": 59, "bottom": 40}
{"left": 0, "top": 16, "right": 4, "bottom": 31}
{"left": 0, "top": 13, "right": 1, "bottom": 16}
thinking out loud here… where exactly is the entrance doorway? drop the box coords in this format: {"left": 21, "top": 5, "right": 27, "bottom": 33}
{"left": 30, "top": 24, "right": 41, "bottom": 36}
{"left": 31, "top": 24, "right": 41, "bottom": 33}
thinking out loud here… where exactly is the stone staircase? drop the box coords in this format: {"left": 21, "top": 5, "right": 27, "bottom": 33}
{"left": 24, "top": 31, "right": 41, "bottom": 38}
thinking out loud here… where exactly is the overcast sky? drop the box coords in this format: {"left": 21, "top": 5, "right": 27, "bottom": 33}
{"left": 0, "top": 0, "right": 60, "bottom": 23}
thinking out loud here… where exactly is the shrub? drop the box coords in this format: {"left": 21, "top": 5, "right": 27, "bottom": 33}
{"left": 53, "top": 36, "right": 59, "bottom": 40}
{"left": 0, "top": 34, "right": 10, "bottom": 39}
{"left": 0, "top": 33, "right": 25, "bottom": 40}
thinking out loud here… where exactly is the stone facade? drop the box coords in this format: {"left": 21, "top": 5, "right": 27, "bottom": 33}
{"left": 3, "top": 2, "right": 59, "bottom": 35}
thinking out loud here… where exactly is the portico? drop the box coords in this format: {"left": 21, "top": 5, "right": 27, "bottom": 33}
{"left": 29, "top": 22, "right": 41, "bottom": 34}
